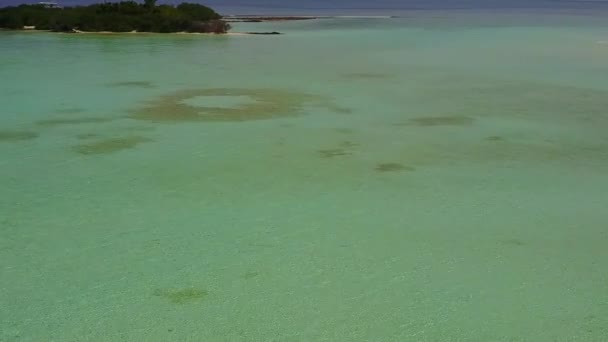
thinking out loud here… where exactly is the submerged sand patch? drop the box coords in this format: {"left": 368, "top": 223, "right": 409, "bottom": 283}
{"left": 130, "top": 88, "right": 349, "bottom": 122}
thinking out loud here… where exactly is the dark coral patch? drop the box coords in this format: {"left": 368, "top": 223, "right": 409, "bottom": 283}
{"left": 410, "top": 116, "right": 474, "bottom": 126}
{"left": 0, "top": 131, "right": 39, "bottom": 142}
{"left": 153, "top": 287, "right": 209, "bottom": 304}
{"left": 73, "top": 136, "right": 151, "bottom": 155}
{"left": 76, "top": 133, "right": 100, "bottom": 140}
{"left": 318, "top": 148, "right": 352, "bottom": 158}
{"left": 374, "top": 163, "right": 415, "bottom": 172}
{"left": 37, "top": 117, "right": 115, "bottom": 127}
{"left": 56, "top": 107, "right": 86, "bottom": 115}
{"left": 400, "top": 116, "right": 474, "bottom": 127}
{"left": 108, "top": 81, "right": 155, "bottom": 89}
{"left": 341, "top": 72, "right": 391, "bottom": 80}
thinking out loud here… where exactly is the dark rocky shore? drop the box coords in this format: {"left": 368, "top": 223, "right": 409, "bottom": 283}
{"left": 245, "top": 31, "right": 283, "bottom": 35}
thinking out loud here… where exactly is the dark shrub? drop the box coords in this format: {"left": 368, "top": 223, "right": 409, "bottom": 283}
{"left": 0, "top": 1, "right": 228, "bottom": 33}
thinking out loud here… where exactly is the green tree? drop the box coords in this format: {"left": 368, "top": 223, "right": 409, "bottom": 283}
{"left": 143, "top": 0, "right": 157, "bottom": 10}
{"left": 0, "top": 1, "right": 228, "bottom": 33}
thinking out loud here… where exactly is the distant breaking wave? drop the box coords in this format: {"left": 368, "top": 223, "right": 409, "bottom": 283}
{"left": 328, "top": 15, "right": 396, "bottom": 18}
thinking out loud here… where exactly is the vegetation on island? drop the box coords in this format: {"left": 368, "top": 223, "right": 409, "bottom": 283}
{"left": 0, "top": 0, "right": 231, "bottom": 33}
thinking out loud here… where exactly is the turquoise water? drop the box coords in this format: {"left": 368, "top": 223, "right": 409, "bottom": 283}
{"left": 1, "top": 13, "right": 608, "bottom": 341}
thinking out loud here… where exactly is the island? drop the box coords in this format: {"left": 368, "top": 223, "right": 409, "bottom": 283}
{"left": 0, "top": 1, "right": 231, "bottom": 33}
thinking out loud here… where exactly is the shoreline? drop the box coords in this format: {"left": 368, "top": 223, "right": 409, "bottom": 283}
{"left": 1, "top": 28, "right": 269, "bottom": 36}
{"left": 0, "top": 16, "right": 401, "bottom": 35}
{"left": 72, "top": 30, "right": 251, "bottom": 36}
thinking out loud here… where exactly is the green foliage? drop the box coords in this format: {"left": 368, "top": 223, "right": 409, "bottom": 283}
{"left": 0, "top": 1, "right": 228, "bottom": 33}
{"left": 144, "top": 0, "right": 157, "bottom": 10}
{"left": 177, "top": 3, "right": 220, "bottom": 21}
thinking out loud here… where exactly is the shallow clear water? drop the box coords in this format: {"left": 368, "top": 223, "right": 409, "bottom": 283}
{"left": 1, "top": 12, "right": 608, "bottom": 341}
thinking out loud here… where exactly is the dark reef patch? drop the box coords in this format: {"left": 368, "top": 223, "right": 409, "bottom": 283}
{"left": 242, "top": 272, "right": 260, "bottom": 280}
{"left": 318, "top": 140, "right": 360, "bottom": 159}
{"left": 333, "top": 127, "right": 354, "bottom": 134}
{"left": 499, "top": 239, "right": 526, "bottom": 247}
{"left": 73, "top": 136, "right": 151, "bottom": 155}
{"left": 375, "top": 162, "right": 415, "bottom": 172}
{"left": 402, "top": 116, "right": 474, "bottom": 127}
{"left": 153, "top": 287, "right": 209, "bottom": 304}
{"left": 0, "top": 130, "right": 39, "bottom": 142}
{"left": 340, "top": 141, "right": 359, "bottom": 149}
{"left": 122, "top": 125, "right": 156, "bottom": 132}
{"left": 329, "top": 105, "right": 353, "bottom": 114}
{"left": 341, "top": 72, "right": 391, "bottom": 80}
{"left": 318, "top": 148, "right": 352, "bottom": 158}
{"left": 108, "top": 81, "right": 156, "bottom": 89}
{"left": 56, "top": 107, "right": 86, "bottom": 115}
{"left": 76, "top": 133, "right": 100, "bottom": 140}
{"left": 37, "top": 117, "right": 115, "bottom": 127}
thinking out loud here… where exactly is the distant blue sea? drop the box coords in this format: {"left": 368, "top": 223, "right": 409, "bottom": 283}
{"left": 4, "top": 0, "right": 608, "bottom": 15}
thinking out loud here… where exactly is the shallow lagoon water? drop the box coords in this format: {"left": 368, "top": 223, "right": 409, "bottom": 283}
{"left": 1, "top": 12, "right": 608, "bottom": 341}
